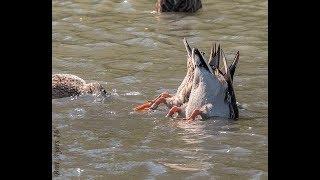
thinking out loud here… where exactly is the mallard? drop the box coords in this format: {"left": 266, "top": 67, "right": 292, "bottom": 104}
{"left": 166, "top": 43, "right": 240, "bottom": 122}
{"left": 52, "top": 74, "right": 107, "bottom": 99}
{"left": 134, "top": 38, "right": 240, "bottom": 121}
{"left": 155, "top": 0, "right": 202, "bottom": 13}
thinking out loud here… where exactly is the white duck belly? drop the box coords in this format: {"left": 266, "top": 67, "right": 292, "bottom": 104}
{"left": 186, "top": 68, "right": 230, "bottom": 119}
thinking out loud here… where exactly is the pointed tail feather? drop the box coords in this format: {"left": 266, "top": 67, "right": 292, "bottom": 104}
{"left": 228, "top": 51, "right": 240, "bottom": 81}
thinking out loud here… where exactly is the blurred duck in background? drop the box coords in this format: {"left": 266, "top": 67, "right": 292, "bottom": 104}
{"left": 155, "top": 0, "right": 202, "bottom": 13}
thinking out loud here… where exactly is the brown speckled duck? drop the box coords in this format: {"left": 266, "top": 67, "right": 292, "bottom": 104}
{"left": 155, "top": 0, "right": 202, "bottom": 13}
{"left": 52, "top": 74, "right": 107, "bottom": 99}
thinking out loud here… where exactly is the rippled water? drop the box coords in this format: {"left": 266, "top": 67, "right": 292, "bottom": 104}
{"left": 52, "top": 0, "right": 267, "bottom": 179}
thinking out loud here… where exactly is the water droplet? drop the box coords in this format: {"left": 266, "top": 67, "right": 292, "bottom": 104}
{"left": 69, "top": 108, "right": 86, "bottom": 119}
{"left": 76, "top": 168, "right": 83, "bottom": 176}
{"left": 106, "top": 111, "right": 116, "bottom": 115}
{"left": 123, "top": 92, "right": 140, "bottom": 96}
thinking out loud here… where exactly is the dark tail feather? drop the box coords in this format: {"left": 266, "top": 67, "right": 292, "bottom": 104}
{"left": 221, "top": 50, "right": 239, "bottom": 119}
{"left": 208, "top": 43, "right": 220, "bottom": 70}
{"left": 225, "top": 78, "right": 239, "bottom": 120}
{"left": 229, "top": 51, "right": 240, "bottom": 81}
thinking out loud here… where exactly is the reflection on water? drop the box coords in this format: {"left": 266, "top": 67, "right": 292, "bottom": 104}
{"left": 53, "top": 0, "right": 267, "bottom": 179}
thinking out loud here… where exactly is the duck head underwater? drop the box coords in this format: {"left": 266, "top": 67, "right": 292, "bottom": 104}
{"left": 134, "top": 38, "right": 240, "bottom": 122}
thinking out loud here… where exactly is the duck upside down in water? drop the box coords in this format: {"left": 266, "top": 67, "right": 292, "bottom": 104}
{"left": 134, "top": 38, "right": 240, "bottom": 121}
{"left": 52, "top": 74, "right": 107, "bottom": 99}
{"left": 155, "top": 0, "right": 202, "bottom": 13}
{"left": 167, "top": 47, "right": 239, "bottom": 122}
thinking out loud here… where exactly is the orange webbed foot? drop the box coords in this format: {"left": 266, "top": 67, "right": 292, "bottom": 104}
{"left": 149, "top": 97, "right": 167, "bottom": 110}
{"left": 186, "top": 109, "right": 202, "bottom": 123}
{"left": 166, "top": 106, "right": 181, "bottom": 117}
{"left": 134, "top": 92, "right": 172, "bottom": 111}
{"left": 133, "top": 101, "right": 153, "bottom": 111}
{"left": 148, "top": 91, "right": 172, "bottom": 110}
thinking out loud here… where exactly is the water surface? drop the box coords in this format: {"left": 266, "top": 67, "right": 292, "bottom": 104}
{"left": 52, "top": 0, "right": 268, "bottom": 179}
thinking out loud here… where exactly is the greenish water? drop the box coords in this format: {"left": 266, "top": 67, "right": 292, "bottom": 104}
{"left": 52, "top": 0, "right": 267, "bottom": 179}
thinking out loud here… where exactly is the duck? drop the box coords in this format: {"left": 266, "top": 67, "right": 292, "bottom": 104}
{"left": 134, "top": 38, "right": 240, "bottom": 121}
{"left": 166, "top": 44, "right": 240, "bottom": 122}
{"left": 155, "top": 0, "right": 202, "bottom": 13}
{"left": 52, "top": 74, "right": 107, "bottom": 99}
{"left": 133, "top": 38, "right": 195, "bottom": 111}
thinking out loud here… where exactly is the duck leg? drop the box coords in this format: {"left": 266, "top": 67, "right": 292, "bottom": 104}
{"left": 134, "top": 92, "right": 171, "bottom": 111}
{"left": 165, "top": 106, "right": 182, "bottom": 117}
{"left": 185, "top": 109, "right": 203, "bottom": 123}
{"left": 148, "top": 92, "right": 172, "bottom": 110}
{"left": 184, "top": 104, "right": 213, "bottom": 123}
{"left": 133, "top": 101, "right": 154, "bottom": 111}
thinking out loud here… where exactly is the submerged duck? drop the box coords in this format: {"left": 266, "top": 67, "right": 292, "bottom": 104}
{"left": 134, "top": 38, "right": 240, "bottom": 121}
{"left": 155, "top": 0, "right": 202, "bottom": 13}
{"left": 52, "top": 74, "right": 107, "bottom": 99}
{"left": 166, "top": 44, "right": 240, "bottom": 122}
{"left": 134, "top": 38, "right": 195, "bottom": 111}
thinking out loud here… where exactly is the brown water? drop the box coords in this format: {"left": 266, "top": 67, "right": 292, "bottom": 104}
{"left": 52, "top": 0, "right": 268, "bottom": 179}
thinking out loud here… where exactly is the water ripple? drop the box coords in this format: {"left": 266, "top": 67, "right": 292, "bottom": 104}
{"left": 53, "top": 0, "right": 267, "bottom": 178}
